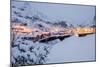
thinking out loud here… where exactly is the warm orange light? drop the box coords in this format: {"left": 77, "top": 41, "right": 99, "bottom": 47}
{"left": 13, "top": 25, "right": 33, "bottom": 33}
{"left": 74, "top": 27, "right": 96, "bottom": 36}
{"left": 12, "top": 24, "right": 96, "bottom": 39}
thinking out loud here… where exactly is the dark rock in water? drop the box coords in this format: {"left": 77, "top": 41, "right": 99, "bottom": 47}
{"left": 40, "top": 37, "right": 57, "bottom": 43}
{"left": 39, "top": 35, "right": 71, "bottom": 43}
{"left": 58, "top": 35, "right": 71, "bottom": 41}
{"left": 78, "top": 33, "right": 93, "bottom": 37}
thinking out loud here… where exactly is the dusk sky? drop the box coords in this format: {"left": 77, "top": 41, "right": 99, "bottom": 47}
{"left": 12, "top": 1, "right": 96, "bottom": 26}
